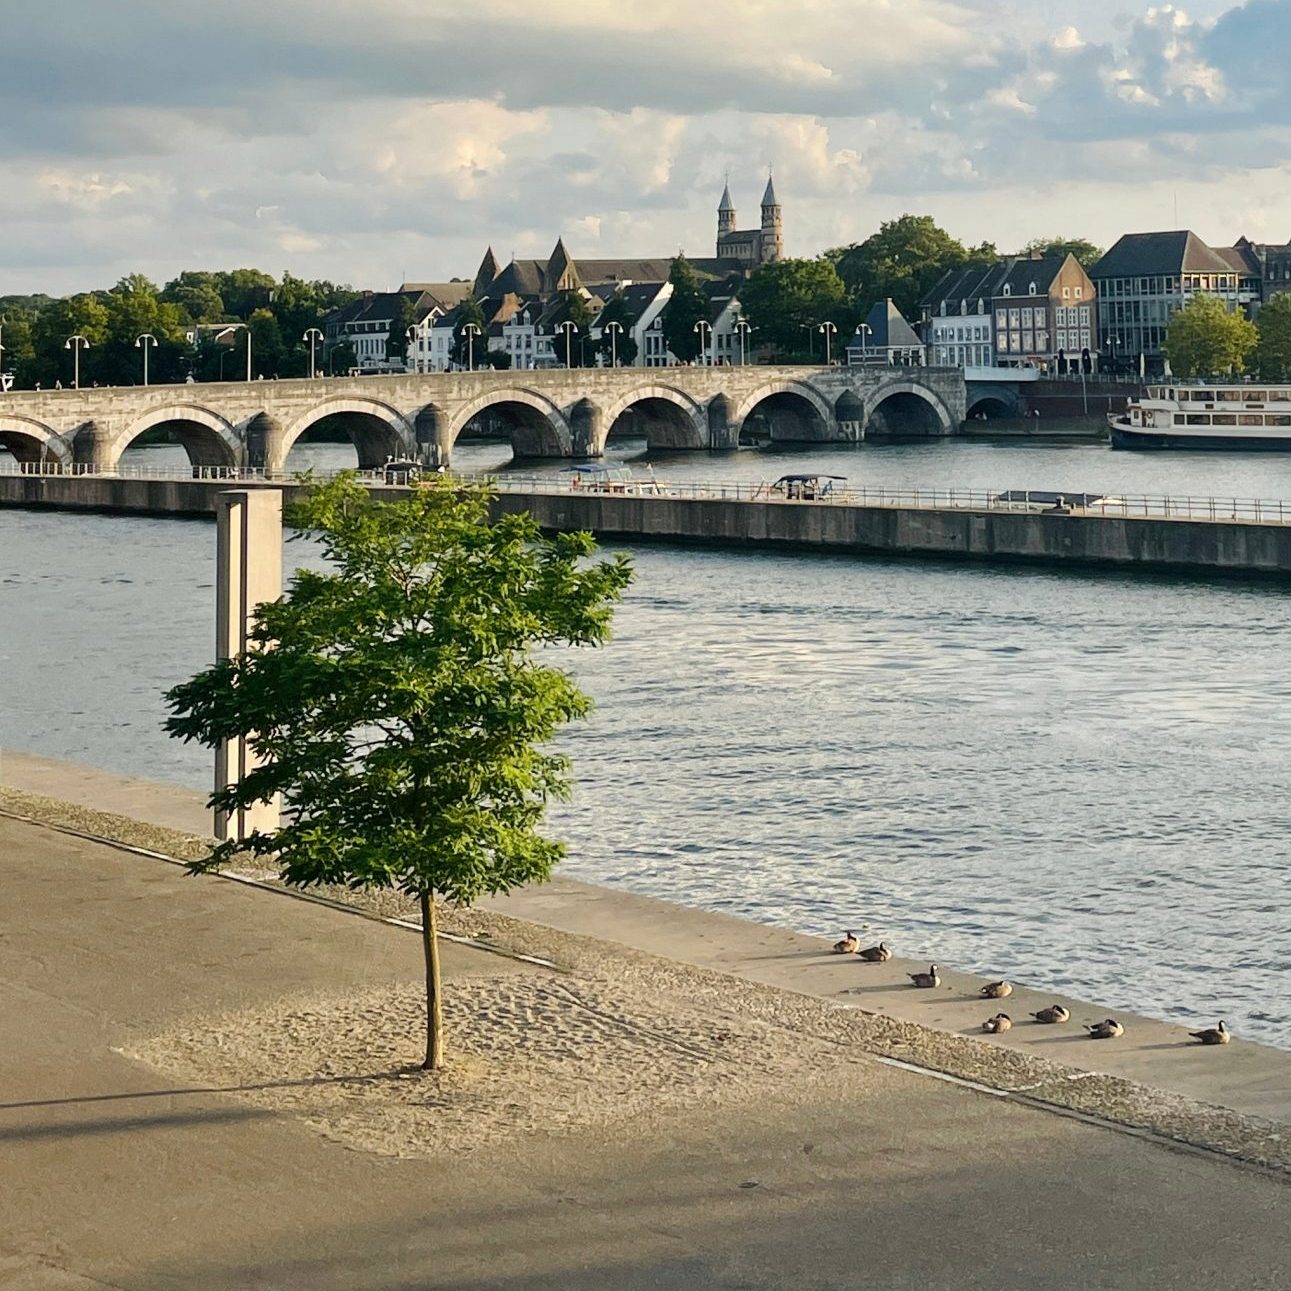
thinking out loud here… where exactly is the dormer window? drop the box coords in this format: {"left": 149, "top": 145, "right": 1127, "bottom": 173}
{"left": 961, "top": 299, "right": 967, "bottom": 315}
{"left": 1029, "top": 282, "right": 1037, "bottom": 295}
{"left": 1003, "top": 284, "right": 1012, "bottom": 297}
{"left": 940, "top": 301, "right": 947, "bottom": 316}
{"left": 978, "top": 298, "right": 985, "bottom": 314}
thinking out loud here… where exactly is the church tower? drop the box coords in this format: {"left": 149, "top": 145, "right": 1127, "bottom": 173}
{"left": 717, "top": 181, "right": 736, "bottom": 238}
{"left": 760, "top": 173, "right": 784, "bottom": 263}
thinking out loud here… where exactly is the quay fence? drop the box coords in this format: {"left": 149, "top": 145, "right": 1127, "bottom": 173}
{"left": 1, "top": 459, "right": 1289, "bottom": 526}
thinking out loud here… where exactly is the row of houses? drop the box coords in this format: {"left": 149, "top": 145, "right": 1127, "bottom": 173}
{"left": 323, "top": 206, "right": 1291, "bottom": 380}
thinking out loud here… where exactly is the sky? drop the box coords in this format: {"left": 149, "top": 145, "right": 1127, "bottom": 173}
{"left": 0, "top": 0, "right": 1287, "bottom": 296}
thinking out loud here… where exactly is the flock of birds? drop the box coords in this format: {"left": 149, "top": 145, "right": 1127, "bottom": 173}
{"left": 831, "top": 933, "right": 1232, "bottom": 1046}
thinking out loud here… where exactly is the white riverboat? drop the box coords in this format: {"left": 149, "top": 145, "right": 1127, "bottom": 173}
{"left": 1110, "top": 383, "right": 1291, "bottom": 451}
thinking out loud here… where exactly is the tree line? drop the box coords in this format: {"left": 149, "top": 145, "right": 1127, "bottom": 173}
{"left": 1164, "top": 292, "right": 1291, "bottom": 381}
{"left": 1, "top": 270, "right": 359, "bottom": 389}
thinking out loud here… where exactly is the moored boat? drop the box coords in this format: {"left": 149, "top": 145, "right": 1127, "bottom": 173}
{"left": 1110, "top": 383, "right": 1291, "bottom": 451}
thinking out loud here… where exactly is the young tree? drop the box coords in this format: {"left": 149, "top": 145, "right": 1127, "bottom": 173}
{"left": 1163, "top": 294, "right": 1258, "bottom": 378}
{"left": 386, "top": 295, "right": 418, "bottom": 365}
{"left": 165, "top": 476, "right": 632, "bottom": 1070}
{"left": 1256, "top": 293, "right": 1291, "bottom": 381}
{"left": 661, "top": 255, "right": 708, "bottom": 363}
{"left": 248, "top": 307, "right": 284, "bottom": 377}
{"left": 738, "top": 258, "right": 850, "bottom": 360}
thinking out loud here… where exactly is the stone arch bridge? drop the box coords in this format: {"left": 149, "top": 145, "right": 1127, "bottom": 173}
{"left": 0, "top": 366, "right": 965, "bottom": 473}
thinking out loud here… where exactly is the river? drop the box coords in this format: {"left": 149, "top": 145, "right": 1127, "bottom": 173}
{"left": 2, "top": 434, "right": 1290, "bottom": 1047}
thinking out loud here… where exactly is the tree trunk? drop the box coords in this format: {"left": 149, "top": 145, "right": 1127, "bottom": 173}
{"left": 419, "top": 890, "right": 445, "bottom": 1070}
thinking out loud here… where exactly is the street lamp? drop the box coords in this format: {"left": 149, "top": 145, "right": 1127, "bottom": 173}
{"left": 733, "top": 318, "right": 752, "bottom": 366}
{"left": 855, "top": 322, "right": 873, "bottom": 364}
{"left": 817, "top": 320, "right": 838, "bottom": 366}
{"left": 135, "top": 333, "right": 158, "bottom": 386}
{"left": 558, "top": 321, "right": 578, "bottom": 370}
{"left": 604, "top": 320, "right": 623, "bottom": 368}
{"left": 303, "top": 327, "right": 324, "bottom": 379}
{"left": 462, "top": 321, "right": 482, "bottom": 372}
{"left": 693, "top": 319, "right": 712, "bottom": 366}
{"left": 64, "top": 334, "right": 90, "bottom": 389}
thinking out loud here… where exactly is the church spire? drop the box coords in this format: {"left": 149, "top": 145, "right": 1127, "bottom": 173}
{"left": 761, "top": 171, "right": 778, "bottom": 210}
{"left": 718, "top": 178, "right": 737, "bottom": 238}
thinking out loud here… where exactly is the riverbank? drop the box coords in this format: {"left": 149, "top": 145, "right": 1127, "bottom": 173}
{"left": 5, "top": 747, "right": 1289, "bottom": 1135}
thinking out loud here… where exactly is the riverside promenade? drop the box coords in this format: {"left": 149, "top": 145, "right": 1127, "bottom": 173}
{"left": 7, "top": 469, "right": 1291, "bottom": 577}
{"left": 2, "top": 764, "right": 1290, "bottom": 1289}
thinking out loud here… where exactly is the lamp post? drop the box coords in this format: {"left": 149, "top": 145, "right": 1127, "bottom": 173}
{"left": 134, "top": 332, "right": 158, "bottom": 386}
{"left": 855, "top": 322, "right": 873, "bottom": 364}
{"left": 303, "top": 327, "right": 324, "bottom": 379}
{"left": 604, "top": 320, "right": 623, "bottom": 368}
{"left": 64, "top": 334, "right": 90, "bottom": 389}
{"left": 733, "top": 318, "right": 752, "bottom": 366}
{"left": 558, "top": 321, "right": 578, "bottom": 370}
{"left": 818, "top": 320, "right": 838, "bottom": 366}
{"left": 693, "top": 319, "right": 712, "bottom": 366}
{"left": 215, "top": 324, "right": 250, "bottom": 382}
{"left": 462, "top": 321, "right": 482, "bottom": 372}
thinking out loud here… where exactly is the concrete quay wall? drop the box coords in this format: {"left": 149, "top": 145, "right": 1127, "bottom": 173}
{"left": 5, "top": 473, "right": 1291, "bottom": 576}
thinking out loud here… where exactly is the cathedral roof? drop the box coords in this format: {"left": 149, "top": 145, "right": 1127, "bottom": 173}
{"left": 719, "top": 182, "right": 735, "bottom": 212}
{"left": 761, "top": 174, "right": 778, "bottom": 207}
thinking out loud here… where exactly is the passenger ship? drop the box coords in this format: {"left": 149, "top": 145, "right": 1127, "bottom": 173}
{"left": 1110, "top": 384, "right": 1291, "bottom": 450}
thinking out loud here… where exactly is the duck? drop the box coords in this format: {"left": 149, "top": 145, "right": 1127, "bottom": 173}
{"left": 1086, "top": 1018, "right": 1125, "bottom": 1040}
{"left": 857, "top": 942, "right": 892, "bottom": 962}
{"left": 1030, "top": 1005, "right": 1071, "bottom": 1024}
{"left": 832, "top": 931, "right": 860, "bottom": 954}
{"left": 980, "top": 980, "right": 1013, "bottom": 1000}
{"left": 908, "top": 964, "right": 940, "bottom": 988}
{"left": 982, "top": 1013, "right": 1012, "bottom": 1034}
{"left": 1189, "top": 1020, "right": 1230, "bottom": 1046}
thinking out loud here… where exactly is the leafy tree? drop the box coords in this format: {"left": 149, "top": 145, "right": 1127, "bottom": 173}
{"left": 165, "top": 476, "right": 633, "bottom": 1070}
{"left": 327, "top": 338, "right": 359, "bottom": 375}
{"left": 216, "top": 268, "right": 277, "bottom": 320}
{"left": 738, "top": 258, "right": 850, "bottom": 361}
{"left": 386, "top": 295, "right": 417, "bottom": 365}
{"left": 248, "top": 307, "right": 284, "bottom": 377}
{"left": 99, "top": 277, "right": 189, "bottom": 385}
{"left": 1021, "top": 237, "right": 1104, "bottom": 270}
{"left": 1163, "top": 293, "right": 1258, "bottom": 378}
{"left": 486, "top": 349, "right": 512, "bottom": 370}
{"left": 828, "top": 216, "right": 992, "bottom": 321}
{"left": 161, "top": 272, "right": 226, "bottom": 324}
{"left": 451, "top": 297, "right": 487, "bottom": 368}
{"left": 557, "top": 291, "right": 594, "bottom": 368}
{"left": 3, "top": 316, "right": 37, "bottom": 387}
{"left": 1256, "top": 293, "right": 1291, "bottom": 381}
{"left": 661, "top": 256, "right": 707, "bottom": 363}
{"left": 29, "top": 294, "right": 110, "bottom": 387}
{"left": 593, "top": 292, "right": 639, "bottom": 367}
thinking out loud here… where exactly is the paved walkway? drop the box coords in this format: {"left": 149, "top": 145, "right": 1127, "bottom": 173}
{"left": 2, "top": 813, "right": 1290, "bottom": 1289}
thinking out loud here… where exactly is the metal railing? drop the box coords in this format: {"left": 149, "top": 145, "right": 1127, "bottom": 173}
{"left": 2, "top": 460, "right": 1290, "bottom": 525}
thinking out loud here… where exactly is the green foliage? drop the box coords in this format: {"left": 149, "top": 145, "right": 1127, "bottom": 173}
{"left": 28, "top": 294, "right": 109, "bottom": 386}
{"left": 738, "top": 258, "right": 850, "bottom": 361}
{"left": 248, "top": 308, "right": 284, "bottom": 377}
{"left": 593, "top": 292, "right": 639, "bottom": 366}
{"left": 557, "top": 290, "right": 594, "bottom": 367}
{"left": 386, "top": 295, "right": 417, "bottom": 363}
{"left": 661, "top": 256, "right": 707, "bottom": 363}
{"left": 328, "top": 338, "right": 359, "bottom": 375}
{"left": 215, "top": 268, "right": 277, "bottom": 320}
{"left": 828, "top": 216, "right": 993, "bottom": 321}
{"left": 1163, "top": 293, "right": 1258, "bottom": 378}
{"left": 161, "top": 271, "right": 226, "bottom": 324}
{"left": 451, "top": 298, "right": 487, "bottom": 368}
{"left": 1021, "top": 237, "right": 1104, "bottom": 270}
{"left": 486, "top": 348, "right": 512, "bottom": 370}
{"left": 165, "top": 476, "right": 633, "bottom": 1066}
{"left": 1256, "top": 293, "right": 1291, "bottom": 381}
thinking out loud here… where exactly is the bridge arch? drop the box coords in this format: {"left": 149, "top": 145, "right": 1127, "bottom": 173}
{"left": 599, "top": 384, "right": 707, "bottom": 453}
{"left": 279, "top": 397, "right": 417, "bottom": 473}
{"left": 866, "top": 381, "right": 956, "bottom": 438}
{"left": 447, "top": 388, "right": 573, "bottom": 459}
{"left": 0, "top": 414, "right": 73, "bottom": 467}
{"left": 732, "top": 379, "right": 836, "bottom": 443}
{"left": 966, "top": 387, "right": 1023, "bottom": 421}
{"left": 107, "top": 404, "right": 240, "bottom": 471}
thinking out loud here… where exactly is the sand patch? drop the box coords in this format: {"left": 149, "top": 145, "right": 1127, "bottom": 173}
{"left": 126, "top": 973, "right": 858, "bottom": 1159}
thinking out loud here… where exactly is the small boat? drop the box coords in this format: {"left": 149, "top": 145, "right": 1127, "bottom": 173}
{"left": 1110, "top": 383, "right": 1291, "bottom": 451}
{"left": 763, "top": 473, "right": 847, "bottom": 502}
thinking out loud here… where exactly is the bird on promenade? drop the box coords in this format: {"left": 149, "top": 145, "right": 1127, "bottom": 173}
{"left": 980, "top": 981, "right": 1012, "bottom": 999}
{"left": 1030, "top": 1005, "right": 1071, "bottom": 1024}
{"left": 1086, "top": 1019, "right": 1125, "bottom": 1040}
{"left": 982, "top": 1013, "right": 1012, "bottom": 1034}
{"left": 833, "top": 931, "right": 860, "bottom": 954}
{"left": 1189, "top": 1021, "right": 1230, "bottom": 1045}
{"left": 857, "top": 942, "right": 892, "bottom": 962}
{"left": 909, "top": 965, "right": 940, "bottom": 988}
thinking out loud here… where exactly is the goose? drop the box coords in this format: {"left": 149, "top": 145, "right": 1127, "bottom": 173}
{"left": 1189, "top": 1020, "right": 1230, "bottom": 1046}
{"left": 980, "top": 980, "right": 1013, "bottom": 1000}
{"left": 857, "top": 942, "right": 892, "bottom": 962}
{"left": 908, "top": 964, "right": 940, "bottom": 988}
{"left": 832, "top": 931, "right": 860, "bottom": 955}
{"left": 982, "top": 1013, "right": 1012, "bottom": 1034}
{"left": 1030, "top": 1005, "right": 1071, "bottom": 1024}
{"left": 1086, "top": 1018, "right": 1124, "bottom": 1040}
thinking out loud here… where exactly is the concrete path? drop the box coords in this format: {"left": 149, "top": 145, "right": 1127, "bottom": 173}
{"left": 3, "top": 814, "right": 1289, "bottom": 1290}
{"left": 5, "top": 748, "right": 1289, "bottom": 1125}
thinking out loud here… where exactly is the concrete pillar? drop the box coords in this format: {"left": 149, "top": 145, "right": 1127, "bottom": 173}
{"left": 71, "top": 420, "right": 110, "bottom": 472}
{"left": 569, "top": 398, "right": 604, "bottom": 458}
{"left": 414, "top": 403, "right": 450, "bottom": 468}
{"left": 215, "top": 489, "right": 283, "bottom": 842}
{"left": 707, "top": 394, "right": 736, "bottom": 450}
{"left": 245, "top": 412, "right": 284, "bottom": 474}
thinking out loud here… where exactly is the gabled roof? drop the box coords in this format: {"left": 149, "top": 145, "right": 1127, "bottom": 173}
{"left": 472, "top": 247, "right": 500, "bottom": 295}
{"left": 1090, "top": 231, "right": 1234, "bottom": 279}
{"left": 591, "top": 281, "right": 667, "bottom": 329}
{"left": 1214, "top": 244, "right": 1262, "bottom": 277}
{"left": 919, "top": 262, "right": 1008, "bottom": 313}
{"left": 399, "top": 281, "right": 473, "bottom": 310}
{"left": 326, "top": 288, "right": 435, "bottom": 327}
{"left": 997, "top": 254, "right": 1067, "bottom": 297}
{"left": 855, "top": 299, "right": 922, "bottom": 349}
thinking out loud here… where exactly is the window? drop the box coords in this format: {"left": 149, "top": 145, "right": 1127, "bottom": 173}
{"left": 1062, "top": 287, "right": 1071, "bottom": 298}
{"left": 1186, "top": 414, "right": 1211, "bottom": 426}
{"left": 996, "top": 308, "right": 1008, "bottom": 325}
{"left": 1003, "top": 284, "right": 1012, "bottom": 297}
{"left": 1029, "top": 282, "right": 1037, "bottom": 295}
{"left": 1075, "top": 287, "right": 1083, "bottom": 298}
{"left": 1022, "top": 308, "right": 1033, "bottom": 326}
{"left": 1212, "top": 413, "right": 1237, "bottom": 426}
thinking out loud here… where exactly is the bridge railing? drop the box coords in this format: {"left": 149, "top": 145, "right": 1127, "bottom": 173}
{"left": 2, "top": 460, "right": 1290, "bottom": 525}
